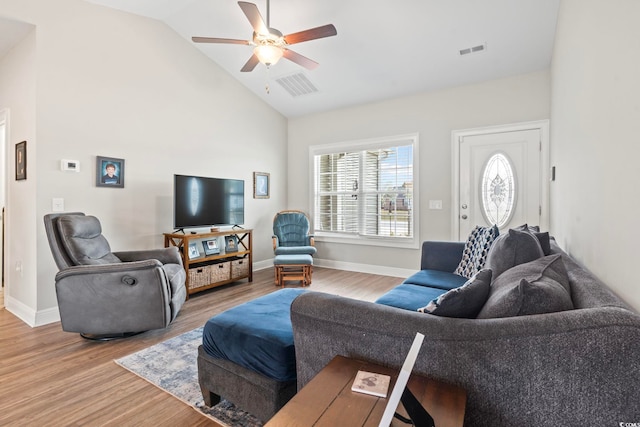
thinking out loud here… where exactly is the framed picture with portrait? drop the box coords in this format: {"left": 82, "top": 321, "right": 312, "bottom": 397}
{"left": 188, "top": 242, "right": 201, "bottom": 259}
{"left": 202, "top": 239, "right": 220, "bottom": 256}
{"left": 225, "top": 235, "right": 239, "bottom": 253}
{"left": 96, "top": 155, "right": 125, "bottom": 188}
{"left": 15, "top": 141, "right": 27, "bottom": 181}
{"left": 253, "top": 172, "right": 270, "bottom": 199}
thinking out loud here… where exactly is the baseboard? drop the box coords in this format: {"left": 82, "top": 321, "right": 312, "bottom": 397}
{"left": 5, "top": 295, "right": 60, "bottom": 327}
{"left": 313, "top": 258, "right": 413, "bottom": 278}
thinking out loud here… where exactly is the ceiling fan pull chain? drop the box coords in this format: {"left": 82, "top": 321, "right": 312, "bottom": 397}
{"left": 265, "top": 65, "right": 271, "bottom": 94}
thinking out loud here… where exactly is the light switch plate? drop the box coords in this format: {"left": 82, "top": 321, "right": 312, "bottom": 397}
{"left": 429, "top": 200, "right": 443, "bottom": 210}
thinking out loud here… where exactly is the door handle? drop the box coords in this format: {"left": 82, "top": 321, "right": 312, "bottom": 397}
{"left": 461, "top": 204, "right": 468, "bottom": 209}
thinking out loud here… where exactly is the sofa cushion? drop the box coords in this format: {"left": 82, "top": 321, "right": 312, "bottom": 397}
{"left": 418, "top": 269, "right": 492, "bottom": 318}
{"left": 514, "top": 224, "right": 551, "bottom": 256}
{"left": 454, "top": 225, "right": 499, "bottom": 279}
{"left": 485, "top": 228, "right": 544, "bottom": 279}
{"left": 402, "top": 269, "right": 468, "bottom": 291}
{"left": 477, "top": 254, "right": 573, "bottom": 318}
{"left": 375, "top": 284, "right": 448, "bottom": 311}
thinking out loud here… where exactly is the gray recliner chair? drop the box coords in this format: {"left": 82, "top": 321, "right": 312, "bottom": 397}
{"left": 44, "top": 212, "right": 187, "bottom": 340}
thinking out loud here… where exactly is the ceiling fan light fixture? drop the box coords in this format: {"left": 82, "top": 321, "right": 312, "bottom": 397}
{"left": 254, "top": 44, "right": 283, "bottom": 66}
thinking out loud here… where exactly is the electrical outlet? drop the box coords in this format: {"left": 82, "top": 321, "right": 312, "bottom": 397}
{"left": 52, "top": 198, "right": 64, "bottom": 212}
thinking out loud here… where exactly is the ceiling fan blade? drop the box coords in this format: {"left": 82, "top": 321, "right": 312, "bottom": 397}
{"left": 284, "top": 24, "right": 337, "bottom": 45}
{"left": 282, "top": 48, "right": 319, "bottom": 70}
{"left": 238, "top": 1, "right": 268, "bottom": 35}
{"left": 192, "top": 36, "right": 250, "bottom": 45}
{"left": 241, "top": 54, "right": 260, "bottom": 72}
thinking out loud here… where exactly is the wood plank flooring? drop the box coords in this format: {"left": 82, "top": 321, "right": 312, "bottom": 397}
{"left": 0, "top": 267, "right": 402, "bottom": 427}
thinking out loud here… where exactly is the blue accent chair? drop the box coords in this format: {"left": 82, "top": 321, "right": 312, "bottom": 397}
{"left": 272, "top": 210, "right": 317, "bottom": 256}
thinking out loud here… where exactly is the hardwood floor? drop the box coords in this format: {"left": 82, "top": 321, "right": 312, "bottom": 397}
{"left": 0, "top": 267, "right": 402, "bottom": 427}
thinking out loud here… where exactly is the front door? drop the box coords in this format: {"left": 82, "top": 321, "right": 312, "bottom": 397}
{"left": 454, "top": 122, "right": 548, "bottom": 240}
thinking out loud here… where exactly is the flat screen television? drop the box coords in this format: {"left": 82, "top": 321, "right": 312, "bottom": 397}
{"left": 173, "top": 174, "right": 244, "bottom": 230}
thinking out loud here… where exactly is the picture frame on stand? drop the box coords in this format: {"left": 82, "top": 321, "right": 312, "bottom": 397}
{"left": 225, "top": 235, "right": 239, "bottom": 253}
{"left": 202, "top": 239, "right": 220, "bottom": 256}
{"left": 188, "top": 242, "right": 201, "bottom": 259}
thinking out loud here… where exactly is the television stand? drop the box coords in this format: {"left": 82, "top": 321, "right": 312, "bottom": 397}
{"left": 163, "top": 229, "right": 252, "bottom": 298}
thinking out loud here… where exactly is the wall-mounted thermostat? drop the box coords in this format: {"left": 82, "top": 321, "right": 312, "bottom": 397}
{"left": 61, "top": 159, "right": 80, "bottom": 172}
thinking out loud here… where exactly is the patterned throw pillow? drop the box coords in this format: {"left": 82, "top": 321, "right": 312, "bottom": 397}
{"left": 454, "top": 225, "right": 499, "bottom": 279}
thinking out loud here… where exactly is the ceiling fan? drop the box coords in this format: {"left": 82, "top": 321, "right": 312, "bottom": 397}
{"left": 192, "top": 0, "right": 337, "bottom": 72}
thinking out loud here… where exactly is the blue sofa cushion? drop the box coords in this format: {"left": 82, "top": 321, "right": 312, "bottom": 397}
{"left": 202, "top": 288, "right": 306, "bottom": 382}
{"left": 417, "top": 269, "right": 492, "bottom": 318}
{"left": 402, "top": 269, "right": 468, "bottom": 291}
{"left": 375, "top": 284, "right": 448, "bottom": 311}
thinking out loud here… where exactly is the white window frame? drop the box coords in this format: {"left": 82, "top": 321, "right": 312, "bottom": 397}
{"left": 308, "top": 133, "right": 420, "bottom": 249}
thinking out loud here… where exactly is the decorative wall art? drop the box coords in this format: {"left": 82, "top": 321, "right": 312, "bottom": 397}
{"left": 15, "top": 141, "right": 26, "bottom": 181}
{"left": 253, "top": 172, "right": 270, "bottom": 199}
{"left": 96, "top": 156, "right": 125, "bottom": 188}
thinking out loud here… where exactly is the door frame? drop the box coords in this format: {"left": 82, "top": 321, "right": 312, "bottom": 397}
{"left": 451, "top": 120, "right": 550, "bottom": 240}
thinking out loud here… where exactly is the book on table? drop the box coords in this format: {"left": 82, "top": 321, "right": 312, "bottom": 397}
{"left": 351, "top": 370, "right": 391, "bottom": 398}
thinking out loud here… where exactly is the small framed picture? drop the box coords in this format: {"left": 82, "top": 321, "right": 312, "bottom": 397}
{"left": 96, "top": 155, "right": 125, "bottom": 188}
{"left": 188, "top": 242, "right": 201, "bottom": 259}
{"left": 225, "top": 235, "right": 239, "bottom": 253}
{"left": 253, "top": 172, "right": 270, "bottom": 199}
{"left": 202, "top": 239, "right": 220, "bottom": 256}
{"left": 15, "top": 141, "right": 27, "bottom": 181}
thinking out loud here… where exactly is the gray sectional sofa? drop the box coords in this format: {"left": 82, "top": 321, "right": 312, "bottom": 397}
{"left": 290, "top": 237, "right": 640, "bottom": 426}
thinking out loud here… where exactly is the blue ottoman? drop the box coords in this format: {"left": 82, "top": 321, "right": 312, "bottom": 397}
{"left": 273, "top": 254, "right": 313, "bottom": 287}
{"left": 197, "top": 288, "right": 305, "bottom": 422}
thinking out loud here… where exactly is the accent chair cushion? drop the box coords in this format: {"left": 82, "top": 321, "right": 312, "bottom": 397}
{"left": 454, "top": 225, "right": 499, "bottom": 279}
{"left": 57, "top": 215, "right": 122, "bottom": 265}
{"left": 485, "top": 228, "right": 544, "bottom": 279}
{"left": 418, "top": 269, "right": 493, "bottom": 318}
{"left": 477, "top": 254, "right": 573, "bottom": 318}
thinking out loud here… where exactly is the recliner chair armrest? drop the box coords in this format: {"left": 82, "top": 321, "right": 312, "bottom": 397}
{"left": 55, "top": 259, "right": 163, "bottom": 281}
{"left": 114, "top": 247, "right": 182, "bottom": 266}
{"left": 308, "top": 235, "right": 315, "bottom": 246}
{"left": 272, "top": 235, "right": 279, "bottom": 251}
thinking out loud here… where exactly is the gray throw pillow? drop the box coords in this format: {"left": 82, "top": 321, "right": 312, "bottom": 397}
{"left": 418, "top": 269, "right": 492, "bottom": 318}
{"left": 454, "top": 225, "right": 499, "bottom": 279}
{"left": 485, "top": 228, "right": 544, "bottom": 279}
{"left": 514, "top": 224, "right": 551, "bottom": 256}
{"left": 477, "top": 254, "right": 573, "bottom": 318}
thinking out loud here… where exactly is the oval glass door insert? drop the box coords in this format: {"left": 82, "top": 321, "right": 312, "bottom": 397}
{"left": 481, "top": 153, "right": 516, "bottom": 228}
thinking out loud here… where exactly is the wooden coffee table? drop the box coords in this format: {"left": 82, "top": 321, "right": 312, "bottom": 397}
{"left": 266, "top": 355, "right": 466, "bottom": 427}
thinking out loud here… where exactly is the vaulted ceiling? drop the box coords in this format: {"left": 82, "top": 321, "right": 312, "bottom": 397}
{"left": 2, "top": 1, "right": 560, "bottom": 118}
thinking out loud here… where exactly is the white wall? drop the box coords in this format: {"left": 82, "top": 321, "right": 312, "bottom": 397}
{"left": 288, "top": 70, "right": 551, "bottom": 272}
{"left": 0, "top": 27, "right": 37, "bottom": 314}
{"left": 550, "top": 0, "right": 640, "bottom": 311}
{"left": 0, "top": 0, "right": 287, "bottom": 325}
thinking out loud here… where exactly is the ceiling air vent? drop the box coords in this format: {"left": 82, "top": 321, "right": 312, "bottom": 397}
{"left": 459, "top": 43, "right": 487, "bottom": 56}
{"left": 275, "top": 72, "right": 319, "bottom": 97}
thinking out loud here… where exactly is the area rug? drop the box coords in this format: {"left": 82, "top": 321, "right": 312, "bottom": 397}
{"left": 114, "top": 327, "right": 263, "bottom": 427}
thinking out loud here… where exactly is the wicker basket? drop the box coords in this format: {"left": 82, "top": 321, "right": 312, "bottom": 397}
{"left": 231, "top": 259, "right": 250, "bottom": 279}
{"left": 188, "top": 265, "right": 211, "bottom": 290}
{"left": 210, "top": 262, "right": 231, "bottom": 283}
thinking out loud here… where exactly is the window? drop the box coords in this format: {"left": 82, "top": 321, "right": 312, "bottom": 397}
{"left": 481, "top": 152, "right": 516, "bottom": 228}
{"left": 310, "top": 134, "right": 418, "bottom": 248}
